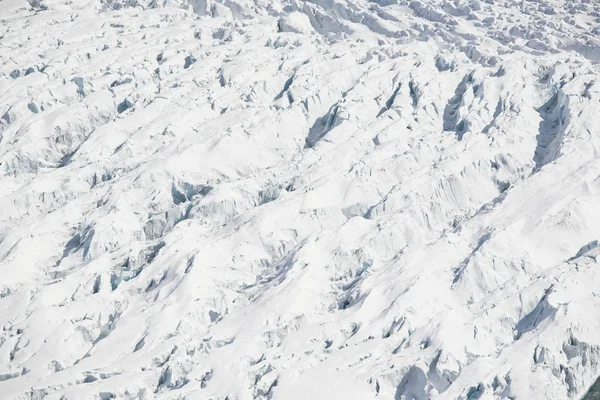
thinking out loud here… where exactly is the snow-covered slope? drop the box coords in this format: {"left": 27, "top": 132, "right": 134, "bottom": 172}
{"left": 1, "top": 0, "right": 600, "bottom": 398}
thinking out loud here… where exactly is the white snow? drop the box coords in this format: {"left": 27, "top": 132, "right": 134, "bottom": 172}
{"left": 1, "top": 0, "right": 600, "bottom": 398}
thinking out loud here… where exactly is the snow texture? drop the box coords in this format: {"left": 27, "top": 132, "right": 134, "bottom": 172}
{"left": 1, "top": 0, "right": 600, "bottom": 398}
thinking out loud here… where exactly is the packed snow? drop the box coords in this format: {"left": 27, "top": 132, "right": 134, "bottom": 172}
{"left": 1, "top": 0, "right": 600, "bottom": 398}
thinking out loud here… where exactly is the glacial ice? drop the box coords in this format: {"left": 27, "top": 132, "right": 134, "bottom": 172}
{"left": 1, "top": 0, "right": 600, "bottom": 398}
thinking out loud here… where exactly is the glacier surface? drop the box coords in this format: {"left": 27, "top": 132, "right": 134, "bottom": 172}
{"left": 1, "top": 0, "right": 600, "bottom": 398}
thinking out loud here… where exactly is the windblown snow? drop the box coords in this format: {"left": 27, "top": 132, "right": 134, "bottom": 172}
{"left": 1, "top": 0, "right": 600, "bottom": 398}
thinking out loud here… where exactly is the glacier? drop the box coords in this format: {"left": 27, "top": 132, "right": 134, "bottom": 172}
{"left": 1, "top": 0, "right": 600, "bottom": 398}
